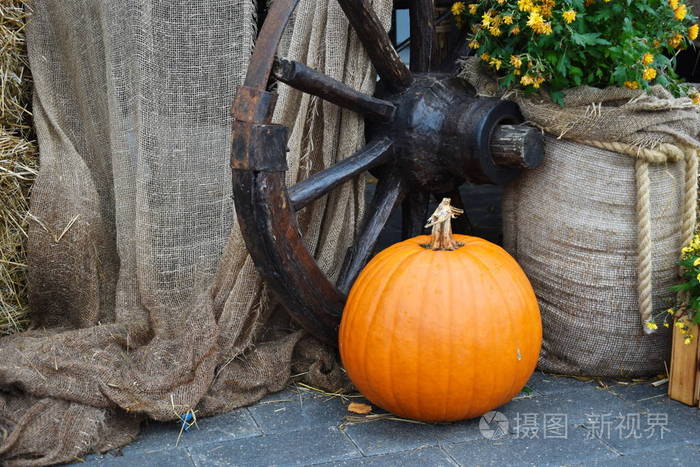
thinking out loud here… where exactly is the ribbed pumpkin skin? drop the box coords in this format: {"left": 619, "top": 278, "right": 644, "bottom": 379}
{"left": 339, "top": 234, "right": 541, "bottom": 422}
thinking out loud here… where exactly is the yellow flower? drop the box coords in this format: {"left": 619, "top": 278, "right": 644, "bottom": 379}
{"left": 527, "top": 11, "right": 544, "bottom": 28}
{"left": 451, "top": 2, "right": 465, "bottom": 16}
{"left": 684, "top": 336, "right": 693, "bottom": 345}
{"left": 468, "top": 39, "right": 480, "bottom": 49}
{"left": 562, "top": 10, "right": 577, "bottom": 24}
{"left": 670, "top": 0, "right": 679, "bottom": 9}
{"left": 689, "top": 24, "right": 699, "bottom": 40}
{"left": 468, "top": 3, "right": 478, "bottom": 14}
{"left": 482, "top": 12, "right": 493, "bottom": 27}
{"left": 518, "top": 0, "right": 535, "bottom": 12}
{"left": 675, "top": 4, "right": 688, "bottom": 21}
{"left": 691, "top": 93, "right": 700, "bottom": 105}
{"left": 676, "top": 320, "right": 686, "bottom": 328}
{"left": 667, "top": 308, "right": 676, "bottom": 315}
{"left": 664, "top": 322, "right": 670, "bottom": 328}
{"left": 642, "top": 67, "right": 657, "bottom": 81}
{"left": 490, "top": 25, "right": 502, "bottom": 36}
{"left": 480, "top": 52, "right": 491, "bottom": 61}
{"left": 624, "top": 81, "right": 639, "bottom": 90}
{"left": 696, "top": 271, "right": 700, "bottom": 281}
{"left": 669, "top": 33, "right": 684, "bottom": 48}
{"left": 510, "top": 26, "right": 521, "bottom": 35}
{"left": 510, "top": 55, "right": 523, "bottom": 68}
{"left": 526, "top": 12, "right": 552, "bottom": 35}
{"left": 503, "top": 15, "right": 514, "bottom": 24}
{"left": 642, "top": 53, "right": 654, "bottom": 65}
{"left": 520, "top": 74, "right": 535, "bottom": 86}
{"left": 645, "top": 321, "right": 659, "bottom": 331}
{"left": 489, "top": 57, "right": 503, "bottom": 70}
{"left": 694, "top": 257, "right": 700, "bottom": 266}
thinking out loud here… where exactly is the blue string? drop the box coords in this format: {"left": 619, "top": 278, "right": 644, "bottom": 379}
{"left": 179, "top": 412, "right": 195, "bottom": 432}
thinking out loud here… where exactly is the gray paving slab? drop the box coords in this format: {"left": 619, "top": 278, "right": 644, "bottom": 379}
{"left": 188, "top": 425, "right": 360, "bottom": 466}
{"left": 603, "top": 380, "right": 668, "bottom": 404}
{"left": 315, "top": 446, "right": 457, "bottom": 466}
{"left": 584, "top": 443, "right": 700, "bottom": 466}
{"left": 342, "top": 417, "right": 483, "bottom": 456}
{"left": 117, "top": 408, "right": 261, "bottom": 455}
{"left": 180, "top": 407, "right": 262, "bottom": 448}
{"left": 117, "top": 421, "right": 182, "bottom": 454}
{"left": 497, "top": 383, "right": 639, "bottom": 427}
{"left": 247, "top": 388, "right": 351, "bottom": 434}
{"left": 590, "top": 394, "right": 700, "bottom": 454}
{"left": 442, "top": 425, "right": 617, "bottom": 467}
{"left": 90, "top": 448, "right": 195, "bottom": 466}
{"left": 526, "top": 372, "right": 597, "bottom": 396}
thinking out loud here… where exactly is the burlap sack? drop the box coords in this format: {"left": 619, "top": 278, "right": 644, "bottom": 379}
{"left": 463, "top": 57, "right": 700, "bottom": 376}
{"left": 0, "top": 1, "right": 392, "bottom": 465}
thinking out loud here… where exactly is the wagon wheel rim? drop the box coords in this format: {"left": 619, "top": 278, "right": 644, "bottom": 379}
{"left": 230, "top": 0, "right": 543, "bottom": 346}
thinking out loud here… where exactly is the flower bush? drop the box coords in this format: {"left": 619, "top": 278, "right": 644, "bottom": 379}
{"left": 451, "top": 0, "right": 699, "bottom": 104}
{"left": 656, "top": 233, "right": 700, "bottom": 344}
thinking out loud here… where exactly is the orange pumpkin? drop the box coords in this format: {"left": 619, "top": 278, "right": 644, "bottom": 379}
{"left": 339, "top": 198, "right": 541, "bottom": 422}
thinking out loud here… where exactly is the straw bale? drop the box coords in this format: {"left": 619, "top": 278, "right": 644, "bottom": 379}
{"left": 0, "top": 1, "right": 36, "bottom": 335}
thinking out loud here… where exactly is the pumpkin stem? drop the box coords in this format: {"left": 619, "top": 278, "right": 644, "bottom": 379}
{"left": 423, "top": 198, "right": 465, "bottom": 251}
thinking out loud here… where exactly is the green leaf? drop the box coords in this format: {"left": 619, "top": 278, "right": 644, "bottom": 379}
{"left": 550, "top": 90, "right": 566, "bottom": 106}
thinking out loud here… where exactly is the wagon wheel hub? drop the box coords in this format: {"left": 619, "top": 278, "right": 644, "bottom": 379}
{"left": 230, "top": 0, "right": 544, "bottom": 346}
{"left": 371, "top": 73, "right": 540, "bottom": 193}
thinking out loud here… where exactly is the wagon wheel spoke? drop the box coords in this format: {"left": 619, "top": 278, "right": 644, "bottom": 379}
{"left": 401, "top": 191, "right": 430, "bottom": 239}
{"left": 272, "top": 58, "right": 396, "bottom": 122}
{"left": 336, "top": 0, "right": 413, "bottom": 91}
{"left": 336, "top": 171, "right": 407, "bottom": 295}
{"left": 435, "top": 188, "right": 472, "bottom": 235}
{"left": 289, "top": 138, "right": 395, "bottom": 211}
{"left": 409, "top": 0, "right": 436, "bottom": 72}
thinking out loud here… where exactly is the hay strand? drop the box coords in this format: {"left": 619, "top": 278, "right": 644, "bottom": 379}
{"left": 0, "top": 0, "right": 36, "bottom": 335}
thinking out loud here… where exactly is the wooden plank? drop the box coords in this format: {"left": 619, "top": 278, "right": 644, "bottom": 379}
{"left": 669, "top": 321, "right": 700, "bottom": 406}
{"left": 696, "top": 338, "right": 700, "bottom": 407}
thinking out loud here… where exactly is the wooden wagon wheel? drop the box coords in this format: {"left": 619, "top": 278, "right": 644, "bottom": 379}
{"left": 230, "top": 0, "right": 544, "bottom": 346}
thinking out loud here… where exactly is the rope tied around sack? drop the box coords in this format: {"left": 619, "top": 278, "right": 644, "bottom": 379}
{"left": 574, "top": 139, "right": 698, "bottom": 333}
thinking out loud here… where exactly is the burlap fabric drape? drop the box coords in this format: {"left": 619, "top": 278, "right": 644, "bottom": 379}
{"left": 462, "top": 57, "right": 700, "bottom": 377}
{"left": 0, "top": 1, "right": 392, "bottom": 465}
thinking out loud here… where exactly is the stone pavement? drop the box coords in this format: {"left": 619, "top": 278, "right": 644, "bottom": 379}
{"left": 76, "top": 373, "right": 700, "bottom": 466}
